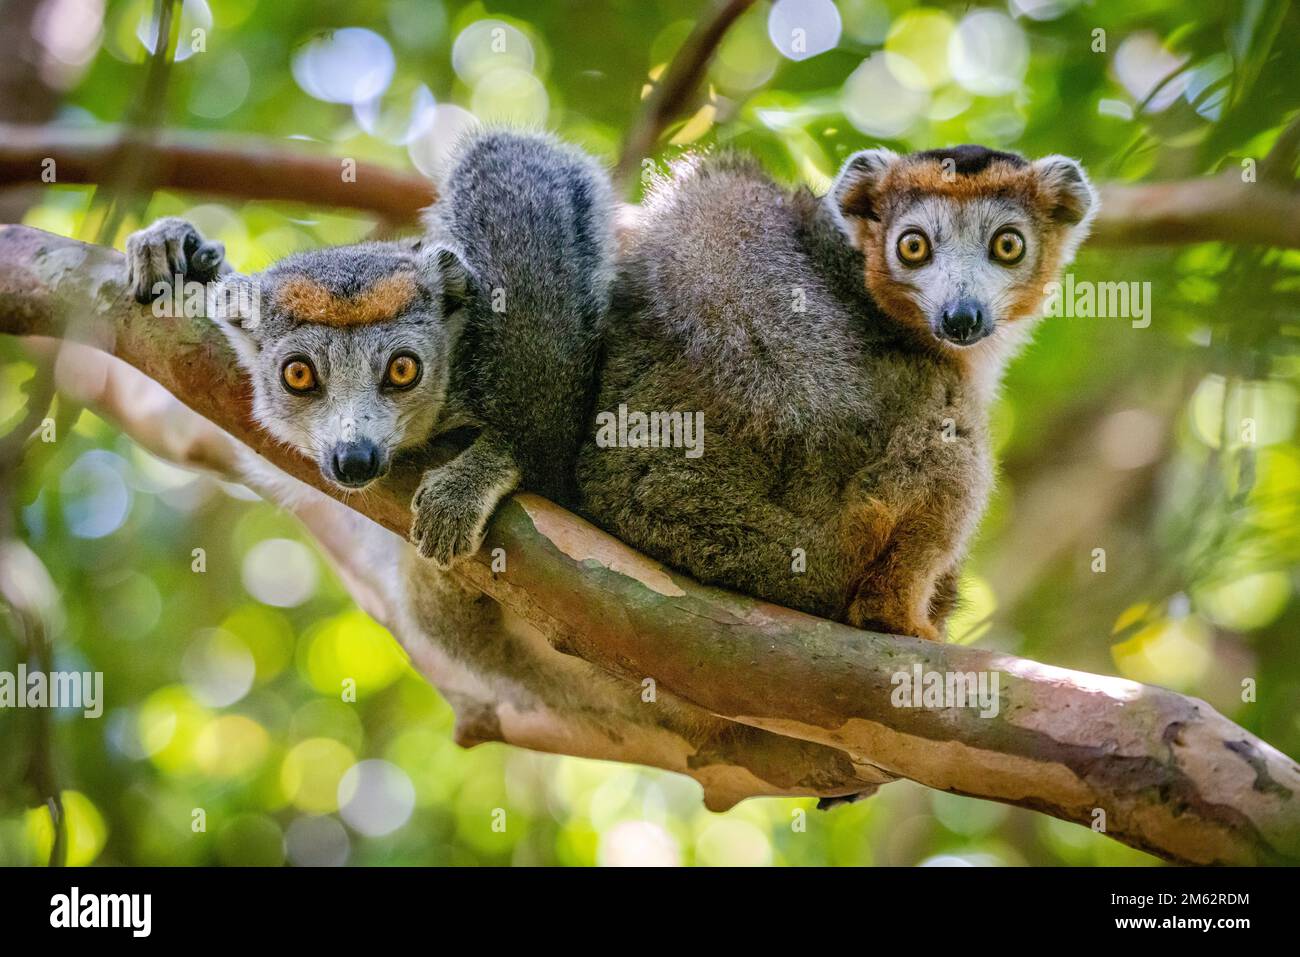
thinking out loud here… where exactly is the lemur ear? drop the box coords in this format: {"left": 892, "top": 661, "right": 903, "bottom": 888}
{"left": 1032, "top": 155, "right": 1098, "bottom": 227}
{"left": 422, "top": 244, "right": 473, "bottom": 313}
{"left": 830, "top": 147, "right": 899, "bottom": 244}
{"left": 205, "top": 274, "right": 264, "bottom": 363}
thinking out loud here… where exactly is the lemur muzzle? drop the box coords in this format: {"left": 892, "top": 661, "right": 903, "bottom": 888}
{"left": 330, "top": 439, "right": 382, "bottom": 487}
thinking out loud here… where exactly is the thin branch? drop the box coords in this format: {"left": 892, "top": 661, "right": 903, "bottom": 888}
{"left": 89, "top": 0, "right": 179, "bottom": 243}
{"left": 614, "top": 0, "right": 758, "bottom": 191}
{"left": 1090, "top": 171, "right": 1300, "bottom": 248}
{"left": 2, "top": 224, "right": 1297, "bottom": 865}
{"left": 0, "top": 124, "right": 438, "bottom": 224}
{"left": 2, "top": 124, "right": 1298, "bottom": 247}
{"left": 1260, "top": 112, "right": 1300, "bottom": 184}
{"left": 0, "top": 333, "right": 64, "bottom": 869}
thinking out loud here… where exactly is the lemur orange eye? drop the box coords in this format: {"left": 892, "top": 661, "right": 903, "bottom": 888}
{"left": 385, "top": 353, "right": 421, "bottom": 389}
{"left": 896, "top": 230, "right": 931, "bottom": 265}
{"left": 990, "top": 229, "right": 1026, "bottom": 264}
{"left": 281, "top": 358, "right": 317, "bottom": 394}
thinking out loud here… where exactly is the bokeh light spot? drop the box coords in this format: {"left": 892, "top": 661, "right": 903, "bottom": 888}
{"left": 338, "top": 759, "right": 416, "bottom": 837}
{"left": 241, "top": 537, "right": 319, "bottom": 608}
{"left": 1112, "top": 616, "right": 1213, "bottom": 690}
{"left": 281, "top": 738, "right": 356, "bottom": 813}
{"left": 884, "top": 9, "right": 954, "bottom": 92}
{"left": 842, "top": 53, "right": 928, "bottom": 138}
{"left": 182, "top": 628, "right": 256, "bottom": 707}
{"left": 299, "top": 610, "right": 407, "bottom": 697}
{"left": 26, "top": 791, "right": 108, "bottom": 866}
{"left": 195, "top": 714, "right": 270, "bottom": 778}
{"left": 598, "top": 820, "right": 681, "bottom": 866}
{"left": 451, "top": 19, "right": 534, "bottom": 84}
{"left": 286, "top": 815, "right": 351, "bottom": 867}
{"left": 767, "top": 0, "right": 842, "bottom": 62}
{"left": 949, "top": 10, "right": 1027, "bottom": 96}
{"left": 292, "top": 27, "right": 395, "bottom": 105}
{"left": 61, "top": 449, "right": 131, "bottom": 539}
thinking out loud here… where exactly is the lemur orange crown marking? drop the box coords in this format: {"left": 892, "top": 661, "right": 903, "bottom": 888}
{"left": 273, "top": 273, "right": 420, "bottom": 327}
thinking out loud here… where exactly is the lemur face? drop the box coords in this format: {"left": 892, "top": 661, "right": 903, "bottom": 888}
{"left": 831, "top": 145, "right": 1097, "bottom": 350}
{"left": 211, "top": 244, "right": 468, "bottom": 489}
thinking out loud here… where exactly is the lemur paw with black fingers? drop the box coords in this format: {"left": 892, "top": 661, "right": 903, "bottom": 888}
{"left": 410, "top": 463, "right": 515, "bottom": 569}
{"left": 125, "top": 217, "right": 227, "bottom": 303}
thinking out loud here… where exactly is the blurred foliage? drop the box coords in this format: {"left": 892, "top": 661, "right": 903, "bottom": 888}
{"left": 1, "top": 0, "right": 1298, "bottom": 866}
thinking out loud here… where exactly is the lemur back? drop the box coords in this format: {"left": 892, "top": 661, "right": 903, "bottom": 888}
{"left": 430, "top": 131, "right": 615, "bottom": 505}
{"left": 611, "top": 154, "right": 892, "bottom": 442}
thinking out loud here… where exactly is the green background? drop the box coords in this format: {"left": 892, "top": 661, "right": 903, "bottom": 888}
{"left": 1, "top": 0, "right": 1298, "bottom": 866}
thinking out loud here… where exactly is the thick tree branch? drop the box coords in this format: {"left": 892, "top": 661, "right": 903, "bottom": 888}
{"left": 1090, "top": 171, "right": 1300, "bottom": 248}
{"left": 2, "top": 225, "right": 1298, "bottom": 864}
{"left": 26, "top": 339, "right": 888, "bottom": 811}
{"left": 3, "top": 125, "right": 1299, "bottom": 248}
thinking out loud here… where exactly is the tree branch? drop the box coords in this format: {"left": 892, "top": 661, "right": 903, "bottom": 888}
{"left": 3, "top": 124, "right": 1299, "bottom": 248}
{"left": 2, "top": 224, "right": 1298, "bottom": 864}
{"left": 26, "top": 339, "right": 888, "bottom": 811}
{"left": 1089, "top": 171, "right": 1300, "bottom": 248}
{"left": 0, "top": 124, "right": 437, "bottom": 224}
{"left": 614, "top": 0, "right": 758, "bottom": 190}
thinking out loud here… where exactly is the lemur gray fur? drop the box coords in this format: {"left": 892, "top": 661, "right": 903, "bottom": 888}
{"left": 126, "top": 130, "right": 615, "bottom": 569}
{"left": 127, "top": 136, "right": 1095, "bottom": 646}
{"left": 577, "top": 144, "right": 1096, "bottom": 640}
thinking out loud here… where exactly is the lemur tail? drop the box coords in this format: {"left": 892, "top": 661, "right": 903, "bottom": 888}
{"left": 426, "top": 129, "right": 616, "bottom": 505}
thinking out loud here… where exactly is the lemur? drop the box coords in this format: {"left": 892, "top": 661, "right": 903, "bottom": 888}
{"left": 576, "top": 145, "right": 1096, "bottom": 640}
{"left": 126, "top": 138, "right": 1094, "bottom": 646}
{"left": 126, "top": 130, "right": 615, "bottom": 569}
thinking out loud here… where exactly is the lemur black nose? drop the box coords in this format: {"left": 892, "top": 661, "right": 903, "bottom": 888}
{"left": 331, "top": 440, "right": 381, "bottom": 487}
{"left": 940, "top": 299, "right": 988, "bottom": 345}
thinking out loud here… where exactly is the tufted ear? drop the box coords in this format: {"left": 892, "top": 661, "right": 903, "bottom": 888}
{"left": 829, "top": 147, "right": 899, "bottom": 244}
{"left": 417, "top": 242, "right": 474, "bottom": 316}
{"left": 205, "top": 273, "right": 265, "bottom": 364}
{"left": 1032, "top": 155, "right": 1098, "bottom": 227}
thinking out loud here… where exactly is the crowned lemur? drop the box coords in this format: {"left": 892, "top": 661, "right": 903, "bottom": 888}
{"left": 126, "top": 132, "right": 1096, "bottom": 646}
{"left": 128, "top": 130, "right": 615, "bottom": 569}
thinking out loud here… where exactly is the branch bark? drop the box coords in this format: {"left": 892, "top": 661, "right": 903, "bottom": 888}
{"left": 2, "top": 224, "right": 1298, "bottom": 864}
{"left": 3, "top": 124, "right": 1299, "bottom": 248}
{"left": 22, "top": 337, "right": 888, "bottom": 812}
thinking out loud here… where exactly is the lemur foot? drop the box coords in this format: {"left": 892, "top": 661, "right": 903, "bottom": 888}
{"left": 125, "top": 217, "right": 227, "bottom": 303}
{"left": 847, "top": 602, "right": 942, "bottom": 642}
{"left": 409, "top": 457, "right": 518, "bottom": 569}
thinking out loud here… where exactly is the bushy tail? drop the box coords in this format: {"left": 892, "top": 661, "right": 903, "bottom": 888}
{"left": 426, "top": 129, "right": 616, "bottom": 504}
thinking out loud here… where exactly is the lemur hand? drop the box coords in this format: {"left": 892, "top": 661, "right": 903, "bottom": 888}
{"left": 125, "top": 217, "right": 227, "bottom": 304}
{"left": 409, "top": 437, "right": 520, "bottom": 568}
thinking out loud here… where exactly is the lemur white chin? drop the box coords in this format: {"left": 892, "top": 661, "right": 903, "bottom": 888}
{"left": 943, "top": 319, "right": 1042, "bottom": 404}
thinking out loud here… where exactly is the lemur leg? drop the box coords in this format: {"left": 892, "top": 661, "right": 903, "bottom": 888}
{"left": 577, "top": 446, "right": 848, "bottom": 620}
{"left": 410, "top": 430, "right": 521, "bottom": 568}
{"left": 927, "top": 567, "right": 961, "bottom": 639}
{"left": 844, "top": 509, "right": 957, "bottom": 641}
{"left": 125, "top": 217, "right": 231, "bottom": 303}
